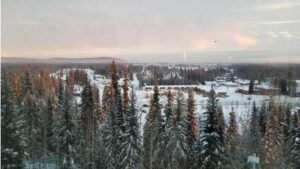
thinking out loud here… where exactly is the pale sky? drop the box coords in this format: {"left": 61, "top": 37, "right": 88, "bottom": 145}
{"left": 2, "top": 0, "right": 300, "bottom": 63}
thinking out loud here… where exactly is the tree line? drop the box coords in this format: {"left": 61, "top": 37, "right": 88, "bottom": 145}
{"left": 136, "top": 66, "right": 226, "bottom": 87}
{"left": 1, "top": 61, "right": 300, "bottom": 169}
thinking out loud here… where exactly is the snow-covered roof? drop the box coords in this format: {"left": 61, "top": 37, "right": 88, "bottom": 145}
{"left": 222, "top": 82, "right": 240, "bottom": 86}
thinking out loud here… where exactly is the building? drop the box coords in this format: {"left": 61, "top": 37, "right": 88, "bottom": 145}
{"left": 236, "top": 86, "right": 280, "bottom": 96}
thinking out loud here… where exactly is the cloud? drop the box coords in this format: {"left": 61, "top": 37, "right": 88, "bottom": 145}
{"left": 241, "top": 20, "right": 299, "bottom": 25}
{"left": 265, "top": 31, "right": 294, "bottom": 39}
{"left": 257, "top": 20, "right": 299, "bottom": 25}
{"left": 266, "top": 32, "right": 278, "bottom": 38}
{"left": 255, "top": 2, "right": 300, "bottom": 11}
{"left": 2, "top": 0, "right": 300, "bottom": 59}
{"left": 279, "top": 31, "right": 293, "bottom": 38}
{"left": 194, "top": 39, "right": 212, "bottom": 51}
{"left": 234, "top": 34, "right": 257, "bottom": 48}
{"left": 261, "top": 56, "right": 300, "bottom": 63}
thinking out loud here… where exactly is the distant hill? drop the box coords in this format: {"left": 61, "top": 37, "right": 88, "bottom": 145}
{"left": 1, "top": 57, "right": 126, "bottom": 64}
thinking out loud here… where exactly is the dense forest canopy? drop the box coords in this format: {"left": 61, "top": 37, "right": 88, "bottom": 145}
{"left": 1, "top": 62, "right": 300, "bottom": 169}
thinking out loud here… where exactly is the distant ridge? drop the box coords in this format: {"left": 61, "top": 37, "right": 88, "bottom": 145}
{"left": 2, "top": 56, "right": 126, "bottom": 64}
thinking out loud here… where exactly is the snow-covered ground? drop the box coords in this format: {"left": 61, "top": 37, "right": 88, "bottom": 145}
{"left": 136, "top": 84, "right": 299, "bottom": 133}
{"left": 58, "top": 68, "right": 300, "bottom": 134}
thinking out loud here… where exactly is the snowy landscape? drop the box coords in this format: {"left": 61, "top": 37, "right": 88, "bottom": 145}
{"left": 2, "top": 61, "right": 300, "bottom": 169}
{"left": 2, "top": 0, "right": 300, "bottom": 168}
{"left": 55, "top": 67, "right": 300, "bottom": 132}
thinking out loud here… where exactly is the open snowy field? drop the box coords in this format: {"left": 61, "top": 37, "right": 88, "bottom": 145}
{"left": 72, "top": 69, "right": 299, "bottom": 134}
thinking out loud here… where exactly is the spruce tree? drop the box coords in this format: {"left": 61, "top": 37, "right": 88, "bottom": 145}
{"left": 161, "top": 90, "right": 174, "bottom": 168}
{"left": 58, "top": 86, "right": 77, "bottom": 169}
{"left": 46, "top": 94, "right": 55, "bottom": 154}
{"left": 259, "top": 101, "right": 268, "bottom": 136}
{"left": 263, "top": 100, "right": 284, "bottom": 168}
{"left": 225, "top": 107, "right": 240, "bottom": 168}
{"left": 165, "top": 90, "right": 174, "bottom": 130}
{"left": 287, "top": 71, "right": 297, "bottom": 96}
{"left": 122, "top": 70, "right": 130, "bottom": 134}
{"left": 155, "top": 84, "right": 165, "bottom": 167}
{"left": 248, "top": 101, "right": 261, "bottom": 155}
{"left": 122, "top": 70, "right": 130, "bottom": 112}
{"left": 217, "top": 106, "right": 226, "bottom": 144}
{"left": 19, "top": 70, "right": 44, "bottom": 159}
{"left": 197, "top": 88, "right": 229, "bottom": 169}
{"left": 165, "top": 91, "right": 187, "bottom": 169}
{"left": 80, "top": 79, "right": 99, "bottom": 169}
{"left": 11, "top": 73, "right": 21, "bottom": 103}
{"left": 101, "top": 85, "right": 112, "bottom": 120}
{"left": 57, "top": 75, "right": 64, "bottom": 108}
{"left": 186, "top": 89, "right": 197, "bottom": 147}
{"left": 119, "top": 86, "right": 142, "bottom": 169}
{"left": 38, "top": 95, "right": 49, "bottom": 159}
{"left": 143, "top": 84, "right": 164, "bottom": 169}
{"left": 92, "top": 84, "right": 101, "bottom": 121}
{"left": 186, "top": 89, "right": 197, "bottom": 169}
{"left": 280, "top": 79, "right": 288, "bottom": 95}
{"left": 289, "top": 113, "right": 300, "bottom": 168}
{"left": 282, "top": 105, "right": 295, "bottom": 168}
{"left": 284, "top": 105, "right": 292, "bottom": 142}
{"left": 111, "top": 61, "right": 125, "bottom": 132}
{"left": 1, "top": 72, "right": 25, "bottom": 169}
{"left": 103, "top": 92, "right": 119, "bottom": 169}
{"left": 52, "top": 75, "right": 64, "bottom": 155}
{"left": 226, "top": 107, "right": 238, "bottom": 154}
{"left": 248, "top": 79, "right": 254, "bottom": 94}
{"left": 23, "top": 92, "right": 42, "bottom": 159}
{"left": 21, "top": 69, "right": 33, "bottom": 97}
